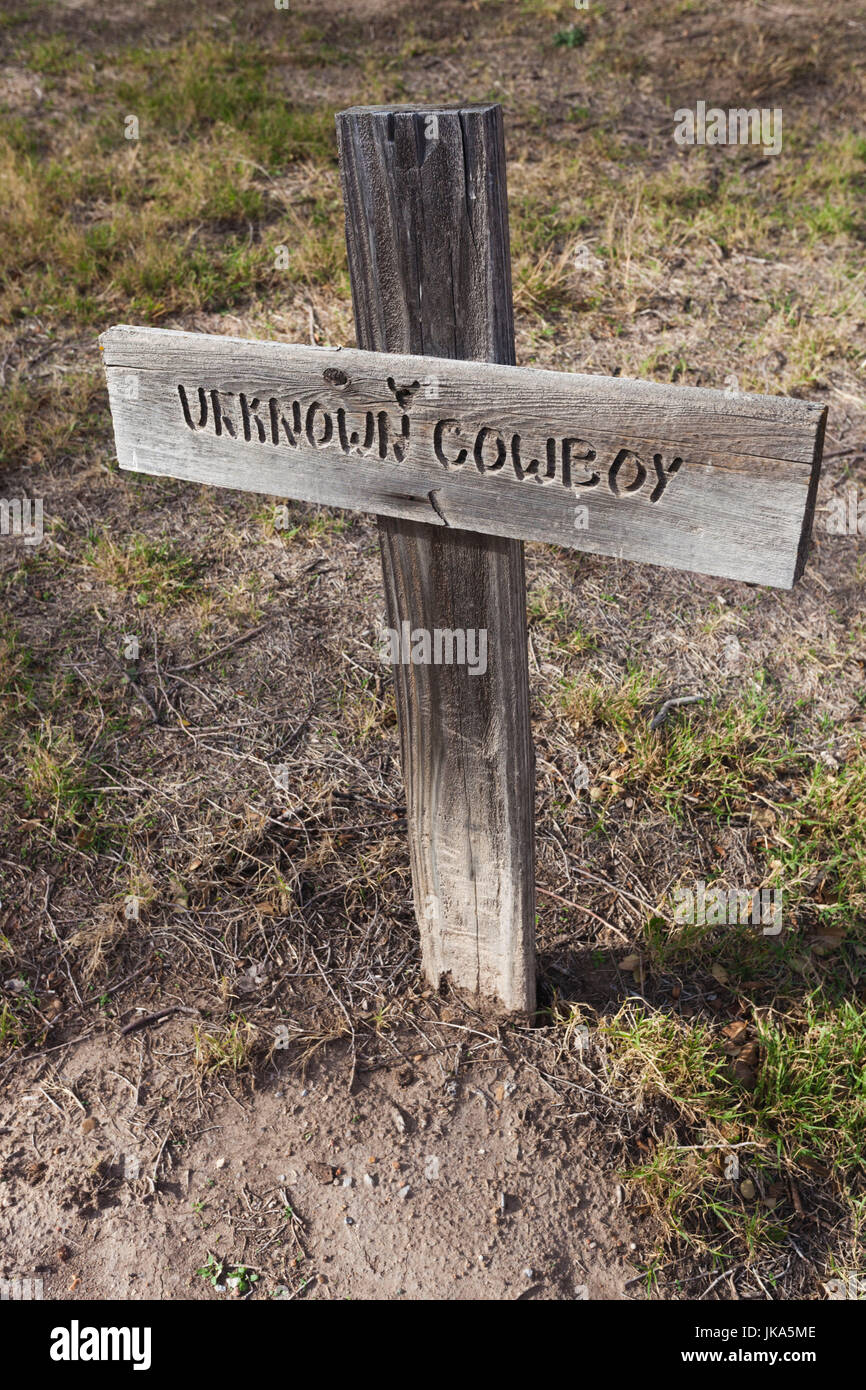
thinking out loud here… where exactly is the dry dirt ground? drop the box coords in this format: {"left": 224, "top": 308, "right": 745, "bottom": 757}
{"left": 1, "top": 1035, "right": 640, "bottom": 1301}
{"left": 1, "top": 0, "right": 865, "bottom": 1302}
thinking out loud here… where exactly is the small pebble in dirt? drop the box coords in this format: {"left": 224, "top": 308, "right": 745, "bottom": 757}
{"left": 523, "top": 1267, "right": 533, "bottom": 1280}
{"left": 344, "top": 1216, "right": 354, "bottom": 1226}
{"left": 214, "top": 1158, "right": 227, "bottom": 1170}
{"left": 629, "top": 1242, "right": 637, "bottom": 1252}
{"left": 81, "top": 1117, "right": 97, "bottom": 1134}
{"left": 363, "top": 1173, "right": 378, "bottom": 1189}
{"left": 398, "top": 1185, "right": 411, "bottom": 1200}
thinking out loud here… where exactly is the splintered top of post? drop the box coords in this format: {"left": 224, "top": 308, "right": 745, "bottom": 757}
{"left": 337, "top": 104, "right": 500, "bottom": 116}
{"left": 100, "top": 327, "right": 827, "bottom": 589}
{"left": 336, "top": 100, "right": 515, "bottom": 368}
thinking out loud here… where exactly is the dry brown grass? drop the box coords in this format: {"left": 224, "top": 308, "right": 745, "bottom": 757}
{"left": 0, "top": 0, "right": 864, "bottom": 1299}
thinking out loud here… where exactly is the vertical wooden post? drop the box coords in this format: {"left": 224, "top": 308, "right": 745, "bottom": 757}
{"left": 336, "top": 104, "right": 536, "bottom": 1013}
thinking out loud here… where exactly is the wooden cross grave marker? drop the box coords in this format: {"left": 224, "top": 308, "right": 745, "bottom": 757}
{"left": 100, "top": 104, "right": 827, "bottom": 1014}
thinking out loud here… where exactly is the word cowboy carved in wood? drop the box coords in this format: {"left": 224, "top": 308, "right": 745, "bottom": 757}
{"left": 101, "top": 103, "right": 827, "bottom": 1013}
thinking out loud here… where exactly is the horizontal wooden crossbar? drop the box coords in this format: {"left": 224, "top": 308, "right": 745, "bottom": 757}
{"left": 101, "top": 325, "right": 826, "bottom": 588}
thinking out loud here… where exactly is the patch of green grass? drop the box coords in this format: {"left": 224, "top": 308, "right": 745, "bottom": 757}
{"left": 260, "top": 502, "right": 354, "bottom": 542}
{"left": 756, "top": 1001, "right": 866, "bottom": 1171}
{"left": 528, "top": 583, "right": 597, "bottom": 654}
{"left": 776, "top": 132, "right": 866, "bottom": 242}
{"left": 23, "top": 34, "right": 89, "bottom": 76}
{"left": 0, "top": 132, "right": 278, "bottom": 324}
{"left": 115, "top": 39, "right": 337, "bottom": 170}
{"left": 560, "top": 666, "right": 865, "bottom": 990}
{"left": 0, "top": 998, "right": 31, "bottom": 1053}
{"left": 561, "top": 672, "right": 792, "bottom": 823}
{"left": 113, "top": 235, "right": 269, "bottom": 323}
{"left": 600, "top": 998, "right": 866, "bottom": 1262}
{"left": 642, "top": 680, "right": 792, "bottom": 820}
{"left": 510, "top": 187, "right": 591, "bottom": 317}
{"left": 553, "top": 24, "right": 587, "bottom": 49}
{"left": 333, "top": 668, "right": 396, "bottom": 746}
{"left": 19, "top": 725, "right": 99, "bottom": 830}
{"left": 0, "top": 33, "right": 344, "bottom": 329}
{"left": 193, "top": 1017, "right": 258, "bottom": 1075}
{"left": 0, "top": 370, "right": 104, "bottom": 468}
{"left": 504, "top": 122, "right": 865, "bottom": 382}
{"left": 527, "top": 582, "right": 571, "bottom": 630}
{"left": 0, "top": 617, "right": 36, "bottom": 726}
{"left": 629, "top": 129, "right": 866, "bottom": 258}
{"left": 649, "top": 743, "right": 866, "bottom": 971}
{"left": 83, "top": 533, "right": 202, "bottom": 610}
{"left": 775, "top": 753, "right": 866, "bottom": 930}
{"left": 559, "top": 665, "right": 660, "bottom": 735}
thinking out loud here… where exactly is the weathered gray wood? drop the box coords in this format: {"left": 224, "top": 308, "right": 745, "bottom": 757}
{"left": 98, "top": 101, "right": 829, "bottom": 1016}
{"left": 101, "top": 327, "right": 827, "bottom": 589}
{"left": 337, "top": 103, "right": 536, "bottom": 1012}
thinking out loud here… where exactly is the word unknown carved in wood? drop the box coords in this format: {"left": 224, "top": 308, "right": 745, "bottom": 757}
{"left": 101, "top": 325, "right": 826, "bottom": 589}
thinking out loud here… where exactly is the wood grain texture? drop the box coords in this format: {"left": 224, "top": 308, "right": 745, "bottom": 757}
{"left": 98, "top": 107, "right": 829, "bottom": 1014}
{"left": 337, "top": 103, "right": 536, "bottom": 1012}
{"left": 101, "top": 327, "right": 827, "bottom": 589}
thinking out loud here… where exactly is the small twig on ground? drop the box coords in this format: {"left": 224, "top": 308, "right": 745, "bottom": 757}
{"left": 164, "top": 623, "right": 269, "bottom": 674}
{"left": 565, "top": 861, "right": 655, "bottom": 916}
{"left": 100, "top": 642, "right": 161, "bottom": 723}
{"left": 82, "top": 965, "right": 151, "bottom": 1006}
{"left": 120, "top": 1006, "right": 197, "bottom": 1036}
{"left": 536, "top": 885, "right": 628, "bottom": 940}
{"left": 152, "top": 1127, "right": 173, "bottom": 1183}
{"left": 0, "top": 1030, "right": 98, "bottom": 1071}
{"left": 699, "top": 1267, "right": 739, "bottom": 1299}
{"left": 649, "top": 693, "right": 707, "bottom": 731}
